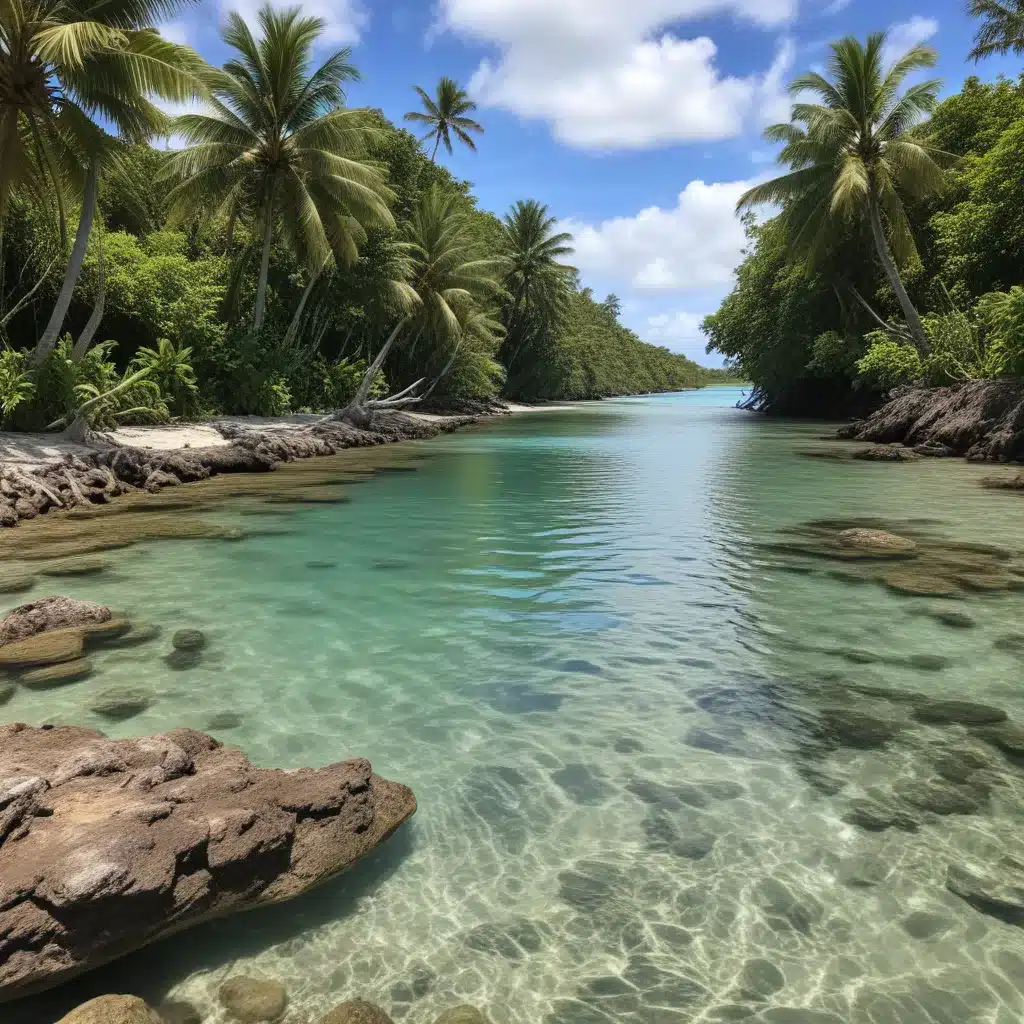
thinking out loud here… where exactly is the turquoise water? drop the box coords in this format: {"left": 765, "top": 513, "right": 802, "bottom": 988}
{"left": 8, "top": 388, "right": 1024, "bottom": 1023}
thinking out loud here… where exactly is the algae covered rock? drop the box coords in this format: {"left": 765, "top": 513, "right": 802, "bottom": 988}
{"left": 815, "top": 709, "right": 900, "bottom": 749}
{"left": 219, "top": 977, "right": 287, "bottom": 1022}
{"left": 837, "top": 528, "right": 917, "bottom": 555}
{"left": 21, "top": 657, "right": 94, "bottom": 690}
{"left": 172, "top": 629, "right": 207, "bottom": 651}
{"left": 852, "top": 445, "right": 920, "bottom": 462}
{"left": 882, "top": 570, "right": 960, "bottom": 598}
{"left": 0, "top": 573, "right": 35, "bottom": 595}
{"left": 57, "top": 995, "right": 163, "bottom": 1024}
{"left": 319, "top": 999, "right": 395, "bottom": 1024}
{"left": 912, "top": 700, "right": 1007, "bottom": 727}
{"left": 90, "top": 687, "right": 152, "bottom": 721}
{"left": 0, "top": 627, "right": 85, "bottom": 667}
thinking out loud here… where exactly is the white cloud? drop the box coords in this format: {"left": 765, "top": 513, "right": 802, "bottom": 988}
{"left": 159, "top": 20, "right": 190, "bottom": 44}
{"left": 226, "top": 0, "right": 368, "bottom": 45}
{"left": 440, "top": 0, "right": 797, "bottom": 149}
{"left": 562, "top": 178, "right": 756, "bottom": 293}
{"left": 882, "top": 16, "right": 939, "bottom": 67}
{"left": 822, "top": 0, "right": 852, "bottom": 14}
{"left": 645, "top": 311, "right": 710, "bottom": 353}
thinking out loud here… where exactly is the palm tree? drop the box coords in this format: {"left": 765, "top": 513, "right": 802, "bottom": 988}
{"left": 967, "top": 0, "right": 1024, "bottom": 60}
{"left": 404, "top": 77, "right": 483, "bottom": 162}
{"left": 342, "top": 185, "right": 503, "bottom": 417}
{"left": 737, "top": 33, "right": 948, "bottom": 354}
{"left": 0, "top": 0, "right": 207, "bottom": 362}
{"left": 161, "top": 4, "right": 395, "bottom": 333}
{"left": 499, "top": 199, "right": 575, "bottom": 353}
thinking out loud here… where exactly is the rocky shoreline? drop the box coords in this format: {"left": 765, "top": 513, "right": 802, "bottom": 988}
{"left": 837, "top": 379, "right": 1024, "bottom": 462}
{"left": 0, "top": 410, "right": 481, "bottom": 530}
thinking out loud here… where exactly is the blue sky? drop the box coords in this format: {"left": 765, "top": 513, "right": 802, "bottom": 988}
{"left": 160, "top": 0, "right": 1020, "bottom": 366}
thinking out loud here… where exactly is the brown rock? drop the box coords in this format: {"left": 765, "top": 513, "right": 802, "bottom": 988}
{"left": 0, "top": 628, "right": 85, "bottom": 667}
{"left": 219, "top": 977, "right": 287, "bottom": 1022}
{"left": 319, "top": 1000, "right": 395, "bottom": 1024}
{"left": 882, "top": 570, "right": 960, "bottom": 598}
{"left": 56, "top": 994, "right": 163, "bottom": 1024}
{"left": 82, "top": 618, "right": 134, "bottom": 644}
{"left": 0, "top": 596, "right": 111, "bottom": 647}
{"left": 0, "top": 724, "right": 416, "bottom": 1001}
{"left": 40, "top": 557, "right": 109, "bottom": 578}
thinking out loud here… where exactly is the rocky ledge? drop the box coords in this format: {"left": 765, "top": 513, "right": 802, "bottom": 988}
{"left": 837, "top": 379, "right": 1024, "bottom": 462}
{"left": 0, "top": 723, "right": 416, "bottom": 1002}
{"left": 0, "top": 410, "right": 478, "bottom": 529}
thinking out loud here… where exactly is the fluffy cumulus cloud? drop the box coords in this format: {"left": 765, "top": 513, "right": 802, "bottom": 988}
{"left": 226, "top": 0, "right": 368, "bottom": 44}
{"left": 644, "top": 311, "right": 710, "bottom": 353}
{"left": 439, "top": 0, "right": 796, "bottom": 148}
{"left": 562, "top": 178, "right": 756, "bottom": 292}
{"left": 881, "top": 16, "right": 939, "bottom": 67}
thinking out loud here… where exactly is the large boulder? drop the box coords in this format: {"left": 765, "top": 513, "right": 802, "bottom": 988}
{"left": 0, "top": 724, "right": 416, "bottom": 1002}
{"left": 319, "top": 1000, "right": 395, "bottom": 1024}
{"left": 0, "top": 597, "right": 111, "bottom": 647}
{"left": 56, "top": 995, "right": 163, "bottom": 1024}
{"left": 837, "top": 528, "right": 917, "bottom": 555}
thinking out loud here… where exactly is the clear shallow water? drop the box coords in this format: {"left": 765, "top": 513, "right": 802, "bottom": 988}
{"left": 7, "top": 388, "right": 1024, "bottom": 1024}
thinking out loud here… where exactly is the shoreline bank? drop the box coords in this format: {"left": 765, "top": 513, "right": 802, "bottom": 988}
{"left": 0, "top": 408, "right": 511, "bottom": 531}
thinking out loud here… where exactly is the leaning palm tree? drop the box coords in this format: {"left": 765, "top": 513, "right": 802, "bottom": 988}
{"left": 404, "top": 77, "right": 483, "bottom": 162}
{"left": 339, "top": 185, "right": 503, "bottom": 422}
{"left": 967, "top": 0, "right": 1024, "bottom": 59}
{"left": 737, "top": 33, "right": 948, "bottom": 354}
{"left": 0, "top": 0, "right": 207, "bottom": 362}
{"left": 161, "top": 4, "right": 395, "bottom": 333}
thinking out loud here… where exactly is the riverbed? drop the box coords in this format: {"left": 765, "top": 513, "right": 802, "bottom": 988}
{"left": 7, "top": 387, "right": 1024, "bottom": 1024}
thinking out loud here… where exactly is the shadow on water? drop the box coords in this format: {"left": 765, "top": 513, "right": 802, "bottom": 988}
{"left": 6, "top": 824, "right": 418, "bottom": 1024}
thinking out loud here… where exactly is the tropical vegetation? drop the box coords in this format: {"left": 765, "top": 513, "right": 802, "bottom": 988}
{"left": 704, "top": 21, "right": 1024, "bottom": 415}
{"left": 0, "top": 4, "right": 717, "bottom": 433}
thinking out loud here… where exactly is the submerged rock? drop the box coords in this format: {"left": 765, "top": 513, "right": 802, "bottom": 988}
{"left": 164, "top": 648, "right": 203, "bottom": 671}
{"left": 837, "top": 853, "right": 892, "bottom": 887}
{"left": 20, "top": 658, "right": 94, "bottom": 690}
{"left": 974, "top": 722, "right": 1024, "bottom": 757}
{"left": 0, "top": 723, "right": 416, "bottom": 1000}
{"left": 852, "top": 445, "right": 920, "bottom": 462}
{"left": 842, "top": 800, "right": 919, "bottom": 833}
{"left": 81, "top": 618, "right": 133, "bottom": 644}
{"left": 815, "top": 709, "right": 901, "bottom": 749}
{"left": 882, "top": 571, "right": 960, "bottom": 598}
{"left": 319, "top": 1000, "right": 395, "bottom": 1024}
{"left": 0, "top": 596, "right": 110, "bottom": 647}
{"left": 0, "top": 681, "right": 14, "bottom": 706}
{"left": 171, "top": 629, "right": 207, "bottom": 651}
{"left": 156, "top": 1000, "right": 202, "bottom": 1024}
{"left": 912, "top": 700, "right": 1007, "bottom": 727}
{"left": 837, "top": 528, "right": 917, "bottom": 555}
{"left": 918, "top": 608, "right": 976, "bottom": 630}
{"left": 90, "top": 687, "right": 153, "bottom": 722}
{"left": 433, "top": 1007, "right": 491, "bottom": 1024}
{"left": 901, "top": 911, "right": 955, "bottom": 940}
{"left": 219, "top": 977, "right": 287, "bottom": 1022}
{"left": 896, "top": 779, "right": 987, "bottom": 815}
{"left": 208, "top": 711, "right": 243, "bottom": 731}
{"left": 56, "top": 995, "right": 163, "bottom": 1024}
{"left": 946, "top": 859, "right": 1024, "bottom": 926}
{"left": 39, "top": 557, "right": 108, "bottom": 578}
{"left": 0, "top": 574, "right": 35, "bottom": 595}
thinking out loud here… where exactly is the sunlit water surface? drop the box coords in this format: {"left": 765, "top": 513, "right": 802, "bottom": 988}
{"left": 7, "top": 388, "right": 1024, "bottom": 1024}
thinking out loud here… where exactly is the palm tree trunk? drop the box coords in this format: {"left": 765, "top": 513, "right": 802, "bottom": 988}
{"left": 252, "top": 200, "right": 275, "bottom": 333}
{"left": 349, "top": 319, "right": 407, "bottom": 409}
{"left": 431, "top": 135, "right": 441, "bottom": 163}
{"left": 33, "top": 156, "right": 99, "bottom": 367}
{"left": 282, "top": 268, "right": 320, "bottom": 348}
{"left": 72, "top": 229, "right": 105, "bottom": 361}
{"left": 867, "top": 192, "right": 929, "bottom": 355}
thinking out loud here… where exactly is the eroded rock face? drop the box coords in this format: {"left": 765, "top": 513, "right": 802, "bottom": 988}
{"left": 0, "top": 724, "right": 416, "bottom": 1002}
{"left": 0, "top": 596, "right": 111, "bottom": 647}
{"left": 56, "top": 994, "right": 164, "bottom": 1024}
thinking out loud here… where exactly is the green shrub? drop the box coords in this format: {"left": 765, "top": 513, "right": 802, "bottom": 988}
{"left": 856, "top": 338, "right": 924, "bottom": 391}
{"left": 976, "top": 286, "right": 1024, "bottom": 377}
{"left": 131, "top": 339, "right": 200, "bottom": 417}
{"left": 807, "top": 331, "right": 865, "bottom": 379}
{"left": 319, "top": 357, "right": 388, "bottom": 408}
{"left": 0, "top": 349, "right": 34, "bottom": 425}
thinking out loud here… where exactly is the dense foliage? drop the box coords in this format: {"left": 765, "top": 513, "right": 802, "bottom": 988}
{"left": 704, "top": 35, "right": 1024, "bottom": 416}
{"left": 0, "top": 4, "right": 718, "bottom": 432}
